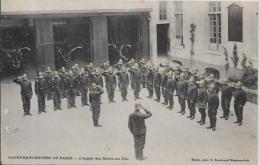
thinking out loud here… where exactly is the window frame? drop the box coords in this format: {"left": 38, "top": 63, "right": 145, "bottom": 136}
{"left": 174, "top": 1, "right": 184, "bottom": 47}
{"left": 208, "top": 1, "right": 222, "bottom": 51}
{"left": 159, "top": 1, "right": 168, "bottom": 21}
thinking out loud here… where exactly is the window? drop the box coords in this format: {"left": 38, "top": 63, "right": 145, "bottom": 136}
{"left": 159, "top": 1, "right": 167, "bottom": 20}
{"left": 228, "top": 3, "right": 243, "bottom": 42}
{"left": 174, "top": 1, "right": 183, "bottom": 47}
{"left": 208, "top": 1, "right": 221, "bottom": 50}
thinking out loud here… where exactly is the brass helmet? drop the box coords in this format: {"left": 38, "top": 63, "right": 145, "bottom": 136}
{"left": 61, "top": 67, "right": 66, "bottom": 72}
{"left": 189, "top": 76, "right": 195, "bottom": 84}
{"left": 134, "top": 63, "right": 139, "bottom": 69}
{"left": 22, "top": 73, "right": 28, "bottom": 80}
{"left": 96, "top": 68, "right": 100, "bottom": 75}
{"left": 199, "top": 79, "right": 206, "bottom": 88}
{"left": 92, "top": 83, "right": 97, "bottom": 89}
{"left": 54, "top": 71, "right": 59, "bottom": 78}
{"left": 167, "top": 70, "right": 173, "bottom": 77}
{"left": 236, "top": 81, "right": 242, "bottom": 88}
{"left": 118, "top": 59, "right": 123, "bottom": 64}
{"left": 108, "top": 66, "right": 113, "bottom": 73}
{"left": 69, "top": 70, "right": 73, "bottom": 76}
{"left": 179, "top": 73, "right": 185, "bottom": 80}
{"left": 80, "top": 68, "right": 85, "bottom": 74}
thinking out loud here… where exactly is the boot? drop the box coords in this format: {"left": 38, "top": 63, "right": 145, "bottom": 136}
{"left": 191, "top": 115, "right": 195, "bottom": 120}
{"left": 225, "top": 116, "right": 228, "bottom": 120}
{"left": 187, "top": 115, "right": 192, "bottom": 118}
{"left": 135, "top": 148, "right": 139, "bottom": 160}
{"left": 238, "top": 121, "right": 242, "bottom": 126}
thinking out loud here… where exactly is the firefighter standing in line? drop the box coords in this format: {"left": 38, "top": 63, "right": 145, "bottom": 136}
{"left": 177, "top": 73, "right": 188, "bottom": 115}
{"left": 35, "top": 72, "right": 48, "bottom": 114}
{"left": 52, "top": 71, "right": 62, "bottom": 111}
{"left": 153, "top": 67, "right": 162, "bottom": 102}
{"left": 220, "top": 79, "right": 233, "bottom": 120}
{"left": 103, "top": 66, "right": 117, "bottom": 103}
{"left": 233, "top": 81, "right": 247, "bottom": 126}
{"left": 187, "top": 76, "right": 198, "bottom": 120}
{"left": 196, "top": 79, "right": 208, "bottom": 125}
{"left": 79, "top": 68, "right": 90, "bottom": 106}
{"left": 117, "top": 67, "right": 130, "bottom": 101}
{"left": 206, "top": 83, "right": 219, "bottom": 131}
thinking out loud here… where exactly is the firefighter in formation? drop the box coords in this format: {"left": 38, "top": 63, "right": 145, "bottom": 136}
{"left": 14, "top": 59, "right": 247, "bottom": 131}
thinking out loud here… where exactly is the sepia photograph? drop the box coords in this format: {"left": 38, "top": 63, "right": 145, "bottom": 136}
{"left": 0, "top": 0, "right": 258, "bottom": 164}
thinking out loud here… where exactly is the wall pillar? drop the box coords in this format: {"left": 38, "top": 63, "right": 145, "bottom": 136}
{"left": 91, "top": 16, "right": 108, "bottom": 66}
{"left": 34, "top": 19, "right": 55, "bottom": 69}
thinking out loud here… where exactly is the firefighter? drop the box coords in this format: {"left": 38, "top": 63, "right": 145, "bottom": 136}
{"left": 129, "top": 63, "right": 142, "bottom": 100}
{"left": 103, "top": 66, "right": 117, "bottom": 103}
{"left": 117, "top": 67, "right": 130, "bottom": 101}
{"left": 177, "top": 73, "right": 188, "bottom": 115}
{"left": 146, "top": 64, "right": 154, "bottom": 99}
{"left": 187, "top": 76, "right": 198, "bottom": 120}
{"left": 128, "top": 103, "right": 152, "bottom": 160}
{"left": 52, "top": 71, "right": 62, "bottom": 111}
{"left": 66, "top": 70, "right": 77, "bottom": 109}
{"left": 13, "top": 73, "right": 33, "bottom": 116}
{"left": 233, "top": 81, "right": 247, "bottom": 126}
{"left": 45, "top": 66, "right": 53, "bottom": 100}
{"left": 89, "top": 83, "right": 104, "bottom": 127}
{"left": 35, "top": 72, "right": 48, "bottom": 114}
{"left": 161, "top": 68, "right": 168, "bottom": 106}
{"left": 196, "top": 79, "right": 208, "bottom": 125}
{"left": 206, "top": 83, "right": 219, "bottom": 131}
{"left": 59, "top": 67, "right": 67, "bottom": 99}
{"left": 153, "top": 67, "right": 162, "bottom": 102}
{"left": 79, "top": 68, "right": 90, "bottom": 106}
{"left": 166, "top": 71, "right": 176, "bottom": 110}
{"left": 220, "top": 79, "right": 233, "bottom": 120}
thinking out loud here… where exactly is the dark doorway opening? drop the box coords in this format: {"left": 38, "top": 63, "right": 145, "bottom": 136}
{"left": 107, "top": 15, "right": 140, "bottom": 65}
{"left": 205, "top": 67, "right": 220, "bottom": 79}
{"left": 53, "top": 17, "right": 91, "bottom": 69}
{"left": 0, "top": 22, "right": 35, "bottom": 76}
{"left": 157, "top": 24, "right": 169, "bottom": 56}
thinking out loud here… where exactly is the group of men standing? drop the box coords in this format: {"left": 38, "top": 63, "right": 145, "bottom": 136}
{"left": 13, "top": 58, "right": 247, "bottom": 130}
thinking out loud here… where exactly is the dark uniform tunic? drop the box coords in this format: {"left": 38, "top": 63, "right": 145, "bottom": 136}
{"left": 13, "top": 78, "right": 33, "bottom": 115}
{"left": 129, "top": 68, "right": 142, "bottom": 99}
{"left": 161, "top": 73, "right": 168, "bottom": 105}
{"left": 128, "top": 109, "right": 152, "bottom": 160}
{"left": 140, "top": 65, "right": 147, "bottom": 88}
{"left": 35, "top": 77, "right": 47, "bottom": 113}
{"left": 117, "top": 71, "right": 130, "bottom": 100}
{"left": 196, "top": 87, "right": 208, "bottom": 123}
{"left": 66, "top": 75, "right": 77, "bottom": 108}
{"left": 103, "top": 72, "right": 117, "bottom": 102}
{"left": 177, "top": 80, "right": 188, "bottom": 114}
{"left": 89, "top": 87, "right": 104, "bottom": 126}
{"left": 90, "top": 74, "right": 103, "bottom": 87}
{"left": 207, "top": 91, "right": 219, "bottom": 128}
{"left": 221, "top": 85, "right": 233, "bottom": 119}
{"left": 234, "top": 88, "right": 247, "bottom": 123}
{"left": 187, "top": 84, "right": 198, "bottom": 118}
{"left": 166, "top": 77, "right": 176, "bottom": 109}
{"left": 52, "top": 77, "right": 62, "bottom": 110}
{"left": 146, "top": 69, "right": 154, "bottom": 98}
{"left": 59, "top": 71, "right": 67, "bottom": 98}
{"left": 79, "top": 73, "right": 90, "bottom": 106}
{"left": 45, "top": 71, "right": 53, "bottom": 100}
{"left": 153, "top": 70, "right": 161, "bottom": 102}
